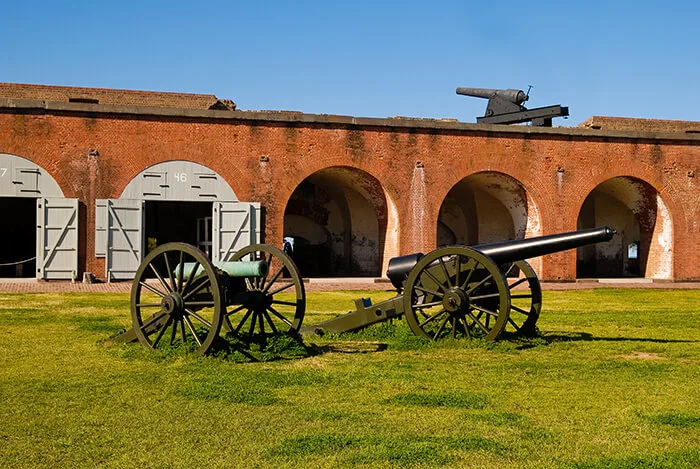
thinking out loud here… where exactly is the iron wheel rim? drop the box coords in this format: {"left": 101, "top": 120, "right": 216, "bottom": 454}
{"left": 501, "top": 260, "right": 542, "bottom": 336}
{"left": 403, "top": 246, "right": 510, "bottom": 341}
{"left": 224, "top": 243, "right": 305, "bottom": 339}
{"left": 130, "top": 242, "right": 223, "bottom": 355}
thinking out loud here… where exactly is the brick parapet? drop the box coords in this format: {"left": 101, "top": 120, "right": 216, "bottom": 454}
{"left": 3, "top": 97, "right": 700, "bottom": 143}
{"left": 0, "top": 83, "right": 225, "bottom": 110}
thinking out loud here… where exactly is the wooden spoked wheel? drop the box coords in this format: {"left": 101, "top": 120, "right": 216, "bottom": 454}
{"left": 501, "top": 260, "right": 542, "bottom": 337}
{"left": 224, "top": 244, "right": 305, "bottom": 339}
{"left": 403, "top": 246, "right": 511, "bottom": 341}
{"left": 130, "top": 243, "right": 224, "bottom": 355}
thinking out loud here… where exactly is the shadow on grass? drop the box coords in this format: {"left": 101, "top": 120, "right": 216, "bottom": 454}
{"left": 107, "top": 327, "right": 391, "bottom": 363}
{"left": 209, "top": 332, "right": 319, "bottom": 362}
{"left": 313, "top": 342, "right": 389, "bottom": 354}
{"left": 542, "top": 331, "right": 698, "bottom": 344}
{"left": 213, "top": 332, "right": 393, "bottom": 361}
{"left": 264, "top": 432, "right": 507, "bottom": 465}
{"left": 561, "top": 447, "right": 700, "bottom": 469}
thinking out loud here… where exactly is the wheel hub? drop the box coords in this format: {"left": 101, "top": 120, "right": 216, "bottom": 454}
{"left": 245, "top": 290, "right": 272, "bottom": 310}
{"left": 442, "top": 288, "right": 469, "bottom": 315}
{"left": 162, "top": 292, "right": 185, "bottom": 318}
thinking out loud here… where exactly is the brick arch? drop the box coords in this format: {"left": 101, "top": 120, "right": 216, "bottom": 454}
{"left": 431, "top": 164, "right": 552, "bottom": 229}
{"left": 568, "top": 166, "right": 685, "bottom": 236}
{"left": 433, "top": 169, "right": 548, "bottom": 225}
{"left": 276, "top": 157, "right": 403, "bottom": 215}
{"left": 2, "top": 148, "right": 90, "bottom": 200}
{"left": 574, "top": 174, "right": 674, "bottom": 279}
{"left": 434, "top": 170, "right": 545, "bottom": 275}
{"left": 280, "top": 165, "right": 399, "bottom": 276}
{"left": 570, "top": 165, "right": 686, "bottom": 279}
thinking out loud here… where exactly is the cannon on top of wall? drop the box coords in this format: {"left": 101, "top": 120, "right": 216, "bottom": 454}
{"left": 456, "top": 86, "right": 569, "bottom": 126}
{"left": 114, "top": 226, "right": 614, "bottom": 355}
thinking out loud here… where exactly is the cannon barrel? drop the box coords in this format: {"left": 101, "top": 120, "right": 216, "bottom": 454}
{"left": 176, "top": 260, "right": 268, "bottom": 280}
{"left": 456, "top": 87, "right": 528, "bottom": 105}
{"left": 474, "top": 226, "right": 615, "bottom": 265}
{"left": 386, "top": 226, "right": 614, "bottom": 289}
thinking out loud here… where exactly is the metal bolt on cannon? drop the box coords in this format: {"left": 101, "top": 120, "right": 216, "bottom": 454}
{"left": 112, "top": 227, "right": 615, "bottom": 354}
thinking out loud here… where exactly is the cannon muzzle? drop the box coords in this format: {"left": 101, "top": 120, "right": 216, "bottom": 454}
{"left": 456, "top": 87, "right": 528, "bottom": 105}
{"left": 475, "top": 226, "right": 615, "bottom": 265}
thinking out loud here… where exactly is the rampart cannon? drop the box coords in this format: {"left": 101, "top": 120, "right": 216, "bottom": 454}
{"left": 114, "top": 226, "right": 614, "bottom": 354}
{"left": 456, "top": 87, "right": 529, "bottom": 115}
{"left": 456, "top": 86, "right": 569, "bottom": 126}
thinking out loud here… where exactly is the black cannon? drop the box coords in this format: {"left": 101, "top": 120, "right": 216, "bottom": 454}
{"left": 114, "top": 226, "right": 614, "bottom": 354}
{"left": 300, "top": 226, "right": 615, "bottom": 341}
{"left": 456, "top": 86, "right": 569, "bottom": 126}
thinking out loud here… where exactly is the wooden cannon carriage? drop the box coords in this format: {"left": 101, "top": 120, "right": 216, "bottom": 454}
{"left": 113, "top": 226, "right": 614, "bottom": 354}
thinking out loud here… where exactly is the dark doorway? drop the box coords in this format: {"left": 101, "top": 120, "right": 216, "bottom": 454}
{"left": 0, "top": 197, "right": 36, "bottom": 277}
{"left": 145, "top": 201, "right": 213, "bottom": 257}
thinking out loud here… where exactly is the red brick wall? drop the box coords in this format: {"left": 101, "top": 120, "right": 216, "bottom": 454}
{"left": 579, "top": 116, "right": 700, "bottom": 133}
{"left": 0, "top": 83, "right": 226, "bottom": 109}
{"left": 1, "top": 107, "right": 698, "bottom": 280}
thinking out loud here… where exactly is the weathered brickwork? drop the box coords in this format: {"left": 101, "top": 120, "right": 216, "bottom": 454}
{"left": 0, "top": 82, "right": 234, "bottom": 110}
{"left": 0, "top": 85, "right": 698, "bottom": 281}
{"left": 579, "top": 116, "right": 700, "bottom": 133}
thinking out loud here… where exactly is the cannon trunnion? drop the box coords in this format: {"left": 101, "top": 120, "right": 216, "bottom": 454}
{"left": 116, "top": 227, "right": 614, "bottom": 355}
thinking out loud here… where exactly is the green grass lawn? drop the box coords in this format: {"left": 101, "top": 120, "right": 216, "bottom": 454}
{"left": 0, "top": 289, "right": 698, "bottom": 468}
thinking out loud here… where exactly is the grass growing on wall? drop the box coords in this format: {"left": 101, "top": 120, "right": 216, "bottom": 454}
{"left": 0, "top": 289, "right": 698, "bottom": 468}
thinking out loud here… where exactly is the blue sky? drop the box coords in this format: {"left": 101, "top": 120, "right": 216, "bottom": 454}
{"left": 1, "top": 1, "right": 698, "bottom": 125}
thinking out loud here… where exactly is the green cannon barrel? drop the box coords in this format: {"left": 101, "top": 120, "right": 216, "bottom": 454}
{"left": 176, "top": 260, "right": 268, "bottom": 279}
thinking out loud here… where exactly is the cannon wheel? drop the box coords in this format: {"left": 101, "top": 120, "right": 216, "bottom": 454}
{"left": 224, "top": 244, "right": 305, "bottom": 339}
{"left": 404, "top": 246, "right": 510, "bottom": 341}
{"left": 131, "top": 243, "right": 224, "bottom": 355}
{"left": 501, "top": 260, "right": 542, "bottom": 336}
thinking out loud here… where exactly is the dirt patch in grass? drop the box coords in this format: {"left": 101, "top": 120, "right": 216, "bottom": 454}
{"left": 619, "top": 351, "right": 665, "bottom": 360}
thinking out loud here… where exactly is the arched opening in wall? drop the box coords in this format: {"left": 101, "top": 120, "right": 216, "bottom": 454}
{"left": 576, "top": 177, "right": 672, "bottom": 279}
{"left": 0, "top": 153, "right": 74, "bottom": 280}
{"left": 283, "top": 167, "right": 392, "bottom": 277}
{"left": 437, "top": 172, "right": 541, "bottom": 244}
{"left": 97, "top": 160, "right": 260, "bottom": 281}
{"left": 437, "top": 172, "right": 542, "bottom": 273}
